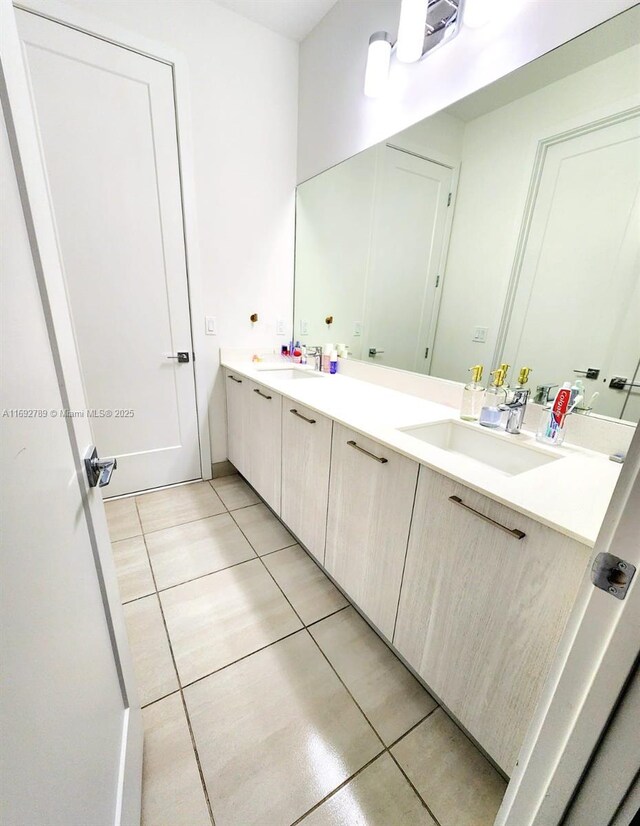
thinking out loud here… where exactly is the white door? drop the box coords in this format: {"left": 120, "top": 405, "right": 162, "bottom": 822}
{"left": 0, "top": 5, "right": 141, "bottom": 822}
{"left": 502, "top": 114, "right": 640, "bottom": 421}
{"left": 17, "top": 8, "right": 201, "bottom": 496}
{"left": 363, "top": 146, "right": 452, "bottom": 373}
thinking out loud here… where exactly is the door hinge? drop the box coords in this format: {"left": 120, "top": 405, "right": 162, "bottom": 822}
{"left": 435, "top": 275, "right": 440, "bottom": 288}
{"left": 425, "top": 347, "right": 429, "bottom": 359}
{"left": 591, "top": 552, "right": 636, "bottom": 600}
{"left": 447, "top": 192, "right": 452, "bottom": 206}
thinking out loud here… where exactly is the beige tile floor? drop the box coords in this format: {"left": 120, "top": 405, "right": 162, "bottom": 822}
{"left": 106, "top": 477, "right": 507, "bottom": 826}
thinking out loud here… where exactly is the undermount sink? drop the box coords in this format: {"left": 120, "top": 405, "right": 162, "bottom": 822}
{"left": 400, "top": 420, "right": 561, "bottom": 477}
{"left": 256, "top": 368, "right": 322, "bottom": 380}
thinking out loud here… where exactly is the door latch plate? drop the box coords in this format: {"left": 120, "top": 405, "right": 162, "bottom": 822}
{"left": 591, "top": 552, "right": 636, "bottom": 600}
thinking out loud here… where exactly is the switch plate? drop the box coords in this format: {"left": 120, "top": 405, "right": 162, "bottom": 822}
{"left": 472, "top": 326, "right": 488, "bottom": 343}
{"left": 299, "top": 319, "right": 309, "bottom": 336}
{"left": 276, "top": 319, "right": 286, "bottom": 336}
{"left": 205, "top": 316, "right": 216, "bottom": 336}
{"left": 353, "top": 322, "right": 363, "bottom": 337}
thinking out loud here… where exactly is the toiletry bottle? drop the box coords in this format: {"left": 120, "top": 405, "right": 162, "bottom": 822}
{"left": 329, "top": 350, "right": 338, "bottom": 374}
{"left": 514, "top": 366, "right": 531, "bottom": 390}
{"left": 460, "top": 365, "right": 485, "bottom": 422}
{"left": 322, "top": 343, "right": 333, "bottom": 373}
{"left": 536, "top": 382, "right": 572, "bottom": 446}
{"left": 479, "top": 368, "right": 507, "bottom": 428}
{"left": 292, "top": 342, "right": 302, "bottom": 364}
{"left": 570, "top": 379, "right": 584, "bottom": 407}
{"left": 300, "top": 345, "right": 307, "bottom": 366}
{"left": 500, "top": 363, "right": 512, "bottom": 402}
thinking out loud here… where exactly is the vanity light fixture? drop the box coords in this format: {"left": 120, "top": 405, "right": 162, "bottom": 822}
{"left": 397, "top": 0, "right": 429, "bottom": 63}
{"left": 364, "top": 0, "right": 462, "bottom": 97}
{"left": 364, "top": 31, "right": 393, "bottom": 98}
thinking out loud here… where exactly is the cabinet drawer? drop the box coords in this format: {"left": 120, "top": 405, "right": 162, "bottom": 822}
{"left": 394, "top": 465, "right": 590, "bottom": 773}
{"left": 281, "top": 401, "right": 332, "bottom": 562}
{"left": 325, "top": 423, "right": 419, "bottom": 640}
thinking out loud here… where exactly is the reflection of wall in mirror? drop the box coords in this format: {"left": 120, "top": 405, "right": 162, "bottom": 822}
{"left": 430, "top": 44, "right": 640, "bottom": 421}
{"left": 294, "top": 111, "right": 464, "bottom": 360}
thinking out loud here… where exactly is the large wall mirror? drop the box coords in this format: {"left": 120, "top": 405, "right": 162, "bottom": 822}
{"left": 294, "top": 9, "right": 640, "bottom": 423}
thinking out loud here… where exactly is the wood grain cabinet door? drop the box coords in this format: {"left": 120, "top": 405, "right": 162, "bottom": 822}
{"left": 281, "top": 402, "right": 333, "bottom": 562}
{"left": 225, "top": 370, "right": 251, "bottom": 480}
{"left": 325, "top": 424, "right": 419, "bottom": 640}
{"left": 246, "top": 380, "right": 282, "bottom": 514}
{"left": 393, "top": 465, "right": 590, "bottom": 774}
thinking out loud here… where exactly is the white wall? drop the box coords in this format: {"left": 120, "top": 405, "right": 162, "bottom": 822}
{"left": 48, "top": 0, "right": 299, "bottom": 463}
{"left": 431, "top": 44, "right": 640, "bottom": 383}
{"left": 297, "top": 0, "right": 636, "bottom": 182}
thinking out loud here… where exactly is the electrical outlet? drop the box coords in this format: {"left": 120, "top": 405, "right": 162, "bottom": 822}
{"left": 276, "top": 319, "right": 286, "bottom": 336}
{"left": 472, "top": 326, "right": 488, "bottom": 343}
{"left": 300, "top": 319, "right": 309, "bottom": 336}
{"left": 205, "top": 316, "right": 216, "bottom": 336}
{"left": 353, "top": 322, "right": 363, "bottom": 337}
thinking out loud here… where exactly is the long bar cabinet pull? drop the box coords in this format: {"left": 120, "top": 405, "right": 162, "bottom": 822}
{"left": 449, "top": 495, "right": 526, "bottom": 540}
{"left": 347, "top": 440, "right": 388, "bottom": 464}
{"left": 290, "top": 409, "right": 316, "bottom": 424}
{"left": 253, "top": 388, "right": 272, "bottom": 400}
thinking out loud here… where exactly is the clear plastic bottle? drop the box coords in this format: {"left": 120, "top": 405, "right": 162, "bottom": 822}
{"left": 460, "top": 365, "right": 485, "bottom": 422}
{"left": 479, "top": 368, "right": 507, "bottom": 428}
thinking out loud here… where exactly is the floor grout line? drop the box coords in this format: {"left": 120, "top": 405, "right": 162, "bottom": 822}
{"left": 288, "top": 750, "right": 387, "bottom": 826}
{"left": 121, "top": 485, "right": 456, "bottom": 826}
{"left": 178, "top": 627, "right": 306, "bottom": 692}
{"left": 133, "top": 499, "right": 217, "bottom": 826}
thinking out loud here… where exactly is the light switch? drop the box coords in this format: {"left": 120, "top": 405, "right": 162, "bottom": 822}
{"left": 276, "top": 319, "right": 286, "bottom": 336}
{"left": 205, "top": 316, "right": 217, "bottom": 336}
{"left": 300, "top": 319, "right": 309, "bottom": 336}
{"left": 353, "top": 322, "right": 363, "bottom": 337}
{"left": 472, "top": 326, "right": 488, "bottom": 343}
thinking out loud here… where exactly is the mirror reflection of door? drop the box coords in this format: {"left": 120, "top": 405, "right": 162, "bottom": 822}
{"left": 502, "top": 113, "right": 640, "bottom": 420}
{"left": 363, "top": 147, "right": 453, "bottom": 373}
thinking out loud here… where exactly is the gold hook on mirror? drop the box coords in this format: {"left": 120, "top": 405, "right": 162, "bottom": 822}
{"left": 325, "top": 315, "right": 333, "bottom": 327}
{"left": 250, "top": 313, "right": 258, "bottom": 324}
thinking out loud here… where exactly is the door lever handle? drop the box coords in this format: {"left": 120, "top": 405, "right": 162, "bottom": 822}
{"left": 85, "top": 446, "right": 118, "bottom": 488}
{"left": 166, "top": 351, "right": 190, "bottom": 363}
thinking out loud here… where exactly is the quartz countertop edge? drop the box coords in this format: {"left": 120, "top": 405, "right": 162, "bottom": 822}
{"left": 222, "top": 360, "right": 622, "bottom": 549}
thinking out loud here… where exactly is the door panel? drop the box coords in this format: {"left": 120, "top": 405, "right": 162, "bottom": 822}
{"left": 17, "top": 9, "right": 200, "bottom": 495}
{"left": 325, "top": 424, "right": 418, "bottom": 639}
{"left": 363, "top": 146, "right": 452, "bottom": 373}
{"left": 282, "top": 401, "right": 333, "bottom": 562}
{"left": 503, "top": 115, "right": 640, "bottom": 420}
{"left": 0, "top": 102, "right": 139, "bottom": 826}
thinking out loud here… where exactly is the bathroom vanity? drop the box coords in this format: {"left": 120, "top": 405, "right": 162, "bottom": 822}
{"left": 222, "top": 359, "right": 621, "bottom": 776}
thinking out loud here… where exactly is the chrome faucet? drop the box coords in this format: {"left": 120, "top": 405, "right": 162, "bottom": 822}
{"left": 499, "top": 388, "right": 530, "bottom": 435}
{"left": 306, "top": 346, "right": 323, "bottom": 371}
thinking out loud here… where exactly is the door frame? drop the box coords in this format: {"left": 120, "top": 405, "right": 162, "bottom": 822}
{"left": 498, "top": 421, "right": 640, "bottom": 825}
{"left": 1, "top": 0, "right": 143, "bottom": 820}
{"left": 13, "top": 0, "right": 213, "bottom": 486}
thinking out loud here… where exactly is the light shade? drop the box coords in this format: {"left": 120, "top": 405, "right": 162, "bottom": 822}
{"left": 364, "top": 32, "right": 392, "bottom": 98}
{"left": 396, "top": 0, "right": 428, "bottom": 63}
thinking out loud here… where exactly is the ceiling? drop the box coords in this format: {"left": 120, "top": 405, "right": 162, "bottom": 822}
{"left": 213, "top": 0, "right": 339, "bottom": 41}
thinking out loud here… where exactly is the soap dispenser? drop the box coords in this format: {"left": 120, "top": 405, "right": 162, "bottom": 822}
{"left": 500, "top": 363, "right": 512, "bottom": 402}
{"left": 460, "top": 365, "right": 485, "bottom": 422}
{"left": 479, "top": 368, "right": 507, "bottom": 428}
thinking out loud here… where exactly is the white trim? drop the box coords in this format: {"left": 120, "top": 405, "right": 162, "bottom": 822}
{"left": 15, "top": 0, "right": 213, "bottom": 482}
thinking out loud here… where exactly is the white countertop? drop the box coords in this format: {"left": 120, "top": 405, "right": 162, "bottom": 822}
{"left": 222, "top": 358, "right": 622, "bottom": 548}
